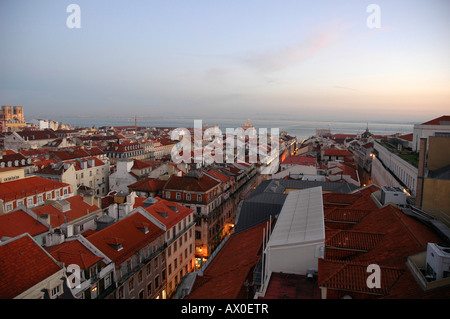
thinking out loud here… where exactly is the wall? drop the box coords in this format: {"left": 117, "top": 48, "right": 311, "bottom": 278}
{"left": 412, "top": 124, "right": 450, "bottom": 152}
{"left": 373, "top": 142, "right": 417, "bottom": 195}
{"left": 427, "top": 137, "right": 450, "bottom": 171}
{"left": 0, "top": 167, "right": 25, "bottom": 183}
{"left": 422, "top": 179, "right": 450, "bottom": 226}
{"left": 266, "top": 242, "right": 323, "bottom": 277}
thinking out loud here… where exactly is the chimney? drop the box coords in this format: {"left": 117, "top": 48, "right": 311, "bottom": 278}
{"left": 415, "top": 138, "right": 427, "bottom": 208}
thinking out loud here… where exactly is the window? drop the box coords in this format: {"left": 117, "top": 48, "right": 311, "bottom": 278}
{"left": 197, "top": 194, "right": 202, "bottom": 202}
{"left": 176, "top": 192, "right": 181, "bottom": 200}
{"left": 128, "top": 277, "right": 134, "bottom": 292}
{"left": 6, "top": 204, "right": 13, "bottom": 212}
{"left": 118, "top": 286, "right": 124, "bottom": 299}
{"left": 155, "top": 275, "right": 160, "bottom": 289}
{"left": 91, "top": 285, "right": 98, "bottom": 299}
{"left": 27, "top": 197, "right": 34, "bottom": 206}
{"left": 187, "top": 193, "right": 191, "bottom": 201}
{"left": 147, "top": 282, "right": 152, "bottom": 297}
{"left": 104, "top": 273, "right": 112, "bottom": 288}
{"left": 166, "top": 191, "right": 170, "bottom": 199}
{"left": 138, "top": 270, "right": 143, "bottom": 283}
{"left": 50, "top": 285, "right": 61, "bottom": 299}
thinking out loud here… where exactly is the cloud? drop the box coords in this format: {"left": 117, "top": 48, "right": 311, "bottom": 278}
{"left": 333, "top": 85, "right": 359, "bottom": 91}
{"left": 240, "top": 22, "right": 349, "bottom": 73}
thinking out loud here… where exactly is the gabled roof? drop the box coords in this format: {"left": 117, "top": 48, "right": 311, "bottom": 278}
{"left": 164, "top": 171, "right": 220, "bottom": 192}
{"left": 421, "top": 115, "right": 450, "bottom": 125}
{"left": 87, "top": 211, "right": 164, "bottom": 265}
{"left": 398, "top": 133, "right": 413, "bottom": 142}
{"left": 17, "top": 129, "right": 58, "bottom": 141}
{"left": 0, "top": 176, "right": 71, "bottom": 202}
{"left": 33, "top": 196, "right": 100, "bottom": 228}
{"left": 128, "top": 178, "right": 167, "bottom": 193}
{"left": 134, "top": 197, "right": 193, "bottom": 230}
{"left": 48, "top": 239, "right": 103, "bottom": 270}
{"left": 319, "top": 260, "right": 404, "bottom": 297}
{"left": 132, "top": 160, "right": 161, "bottom": 170}
{"left": 319, "top": 184, "right": 448, "bottom": 298}
{"left": 205, "top": 169, "right": 232, "bottom": 183}
{"left": 187, "top": 221, "right": 266, "bottom": 299}
{"left": 0, "top": 234, "right": 62, "bottom": 299}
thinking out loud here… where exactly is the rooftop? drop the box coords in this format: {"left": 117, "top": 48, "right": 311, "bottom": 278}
{"left": 86, "top": 211, "right": 164, "bottom": 264}
{"left": 268, "top": 187, "right": 324, "bottom": 247}
{"left": 186, "top": 221, "right": 266, "bottom": 299}
{"left": 0, "top": 208, "right": 49, "bottom": 239}
{"left": 0, "top": 176, "right": 71, "bottom": 202}
{"left": 421, "top": 115, "right": 450, "bottom": 126}
{"left": 0, "top": 234, "right": 62, "bottom": 299}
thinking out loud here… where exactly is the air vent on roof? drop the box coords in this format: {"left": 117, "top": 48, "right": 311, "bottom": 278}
{"left": 168, "top": 205, "right": 178, "bottom": 212}
{"left": 105, "top": 237, "right": 124, "bottom": 251}
{"left": 134, "top": 221, "right": 150, "bottom": 234}
{"left": 143, "top": 197, "right": 158, "bottom": 207}
{"left": 157, "top": 211, "right": 168, "bottom": 219}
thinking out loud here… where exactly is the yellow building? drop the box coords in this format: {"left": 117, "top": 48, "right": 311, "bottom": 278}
{"left": 0, "top": 167, "right": 25, "bottom": 183}
{"left": 419, "top": 136, "right": 450, "bottom": 226}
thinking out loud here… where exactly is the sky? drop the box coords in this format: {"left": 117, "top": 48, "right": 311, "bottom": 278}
{"left": 0, "top": 0, "right": 449, "bottom": 123}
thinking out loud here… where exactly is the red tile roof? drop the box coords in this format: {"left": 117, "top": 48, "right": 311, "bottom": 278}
{"left": 128, "top": 178, "right": 167, "bottom": 193}
{"left": 282, "top": 155, "right": 317, "bottom": 166}
{"left": 18, "top": 129, "right": 58, "bottom": 141}
{"left": 260, "top": 272, "right": 321, "bottom": 299}
{"left": 326, "top": 229, "right": 384, "bottom": 252}
{"left": 134, "top": 197, "right": 193, "bottom": 230}
{"left": 421, "top": 115, "right": 450, "bottom": 125}
{"left": 0, "top": 176, "right": 71, "bottom": 202}
{"left": 324, "top": 149, "right": 353, "bottom": 157}
{"left": 33, "top": 195, "right": 100, "bottom": 228}
{"left": 0, "top": 234, "right": 62, "bottom": 298}
{"left": 0, "top": 209, "right": 49, "bottom": 238}
{"left": 319, "top": 185, "right": 447, "bottom": 298}
{"left": 132, "top": 159, "right": 161, "bottom": 170}
{"left": 206, "top": 169, "right": 232, "bottom": 183}
{"left": 398, "top": 133, "right": 413, "bottom": 141}
{"left": 48, "top": 239, "right": 103, "bottom": 270}
{"left": 319, "top": 260, "right": 404, "bottom": 297}
{"left": 187, "top": 221, "right": 267, "bottom": 299}
{"left": 87, "top": 211, "right": 164, "bottom": 265}
{"left": 164, "top": 172, "right": 220, "bottom": 192}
